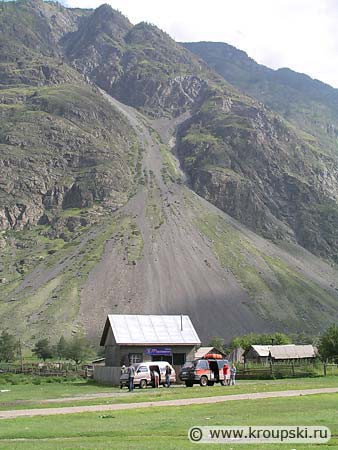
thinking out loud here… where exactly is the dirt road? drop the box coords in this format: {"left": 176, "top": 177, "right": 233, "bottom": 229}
{"left": 1, "top": 387, "right": 337, "bottom": 419}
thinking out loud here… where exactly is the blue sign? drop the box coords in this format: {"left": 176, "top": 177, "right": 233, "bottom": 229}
{"left": 145, "top": 347, "right": 172, "bottom": 356}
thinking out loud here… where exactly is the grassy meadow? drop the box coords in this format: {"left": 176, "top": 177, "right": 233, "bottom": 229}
{"left": 0, "top": 393, "right": 337, "bottom": 449}
{"left": 1, "top": 375, "right": 338, "bottom": 410}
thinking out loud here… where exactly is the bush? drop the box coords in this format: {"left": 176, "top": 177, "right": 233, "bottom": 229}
{"left": 0, "top": 331, "right": 18, "bottom": 363}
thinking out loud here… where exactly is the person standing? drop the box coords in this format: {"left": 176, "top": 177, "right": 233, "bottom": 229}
{"left": 230, "top": 363, "right": 237, "bottom": 386}
{"left": 120, "top": 365, "right": 126, "bottom": 389}
{"left": 165, "top": 365, "right": 171, "bottom": 388}
{"left": 128, "top": 363, "right": 135, "bottom": 392}
{"left": 223, "top": 363, "right": 230, "bottom": 385}
{"left": 153, "top": 370, "right": 159, "bottom": 388}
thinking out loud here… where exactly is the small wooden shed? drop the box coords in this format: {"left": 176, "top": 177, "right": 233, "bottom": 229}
{"left": 244, "top": 344, "right": 317, "bottom": 364}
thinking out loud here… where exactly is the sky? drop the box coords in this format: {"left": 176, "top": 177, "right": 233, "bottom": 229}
{"left": 64, "top": 0, "right": 338, "bottom": 88}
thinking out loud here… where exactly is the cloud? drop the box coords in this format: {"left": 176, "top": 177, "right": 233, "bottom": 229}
{"left": 65, "top": 0, "right": 338, "bottom": 88}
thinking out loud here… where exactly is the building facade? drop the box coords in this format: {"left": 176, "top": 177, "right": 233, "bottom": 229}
{"left": 100, "top": 314, "right": 201, "bottom": 368}
{"left": 244, "top": 344, "right": 317, "bottom": 364}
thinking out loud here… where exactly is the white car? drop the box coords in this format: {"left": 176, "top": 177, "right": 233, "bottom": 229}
{"left": 120, "top": 361, "right": 176, "bottom": 389}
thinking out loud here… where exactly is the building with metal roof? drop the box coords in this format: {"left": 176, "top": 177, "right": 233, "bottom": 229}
{"left": 244, "top": 344, "right": 317, "bottom": 364}
{"left": 100, "top": 314, "right": 201, "bottom": 368}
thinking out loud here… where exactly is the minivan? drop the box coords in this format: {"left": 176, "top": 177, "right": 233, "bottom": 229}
{"left": 120, "top": 361, "right": 176, "bottom": 389}
{"left": 179, "top": 358, "right": 229, "bottom": 386}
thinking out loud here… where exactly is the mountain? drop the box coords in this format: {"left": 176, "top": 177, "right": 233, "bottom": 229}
{"left": 0, "top": 0, "right": 338, "bottom": 345}
{"left": 61, "top": 6, "right": 217, "bottom": 118}
{"left": 61, "top": 9, "right": 338, "bottom": 262}
{"left": 183, "top": 41, "right": 338, "bottom": 156}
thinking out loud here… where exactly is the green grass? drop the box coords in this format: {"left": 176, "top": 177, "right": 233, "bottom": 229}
{"left": 116, "top": 217, "right": 144, "bottom": 264}
{"left": 0, "top": 376, "right": 337, "bottom": 411}
{"left": 0, "top": 379, "right": 114, "bottom": 404}
{"left": 0, "top": 393, "right": 336, "bottom": 449}
{"left": 146, "top": 175, "right": 165, "bottom": 233}
{"left": 159, "top": 145, "right": 182, "bottom": 184}
{"left": 182, "top": 131, "right": 220, "bottom": 146}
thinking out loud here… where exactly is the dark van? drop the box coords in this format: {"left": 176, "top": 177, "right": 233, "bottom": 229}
{"left": 179, "top": 358, "right": 229, "bottom": 387}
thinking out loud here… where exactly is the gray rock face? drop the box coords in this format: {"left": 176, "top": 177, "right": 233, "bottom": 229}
{"left": 0, "top": 80, "right": 139, "bottom": 231}
{"left": 184, "top": 41, "right": 338, "bottom": 157}
{"left": 0, "top": 204, "right": 41, "bottom": 230}
{"left": 63, "top": 17, "right": 210, "bottom": 117}
{"left": 177, "top": 92, "right": 338, "bottom": 261}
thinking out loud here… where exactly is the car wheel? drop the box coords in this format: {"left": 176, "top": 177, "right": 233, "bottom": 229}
{"left": 200, "top": 376, "right": 208, "bottom": 387}
{"left": 185, "top": 381, "right": 193, "bottom": 387}
{"left": 139, "top": 379, "right": 147, "bottom": 389}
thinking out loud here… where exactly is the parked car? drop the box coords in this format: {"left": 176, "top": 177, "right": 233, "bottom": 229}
{"left": 120, "top": 361, "right": 176, "bottom": 389}
{"left": 179, "top": 358, "right": 229, "bottom": 387}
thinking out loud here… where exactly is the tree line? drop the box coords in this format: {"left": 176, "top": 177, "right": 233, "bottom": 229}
{"left": 0, "top": 332, "right": 95, "bottom": 365}
{"left": 1, "top": 323, "right": 337, "bottom": 365}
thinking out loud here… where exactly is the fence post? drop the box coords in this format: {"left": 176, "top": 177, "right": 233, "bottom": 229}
{"left": 323, "top": 363, "right": 327, "bottom": 377}
{"left": 269, "top": 361, "right": 273, "bottom": 378}
{"left": 292, "top": 362, "right": 295, "bottom": 377}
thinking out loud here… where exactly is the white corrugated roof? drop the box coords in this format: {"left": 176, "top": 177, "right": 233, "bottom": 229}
{"left": 251, "top": 345, "right": 271, "bottom": 357}
{"left": 271, "top": 345, "right": 317, "bottom": 359}
{"left": 251, "top": 344, "right": 317, "bottom": 359}
{"left": 194, "top": 347, "right": 214, "bottom": 359}
{"left": 106, "top": 314, "right": 201, "bottom": 345}
{"left": 194, "top": 346, "right": 227, "bottom": 359}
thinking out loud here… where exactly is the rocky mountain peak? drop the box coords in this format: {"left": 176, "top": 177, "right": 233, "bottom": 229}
{"left": 126, "top": 21, "right": 168, "bottom": 42}
{"left": 88, "top": 4, "right": 132, "bottom": 37}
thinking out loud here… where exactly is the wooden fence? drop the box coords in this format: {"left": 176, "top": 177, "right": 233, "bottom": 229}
{"left": 1, "top": 363, "right": 337, "bottom": 382}
{"left": 0, "top": 364, "right": 87, "bottom": 378}
{"left": 93, "top": 366, "right": 121, "bottom": 385}
{"left": 237, "top": 363, "right": 338, "bottom": 380}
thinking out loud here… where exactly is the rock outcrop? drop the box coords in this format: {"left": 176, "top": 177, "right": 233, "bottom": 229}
{"left": 177, "top": 90, "right": 338, "bottom": 261}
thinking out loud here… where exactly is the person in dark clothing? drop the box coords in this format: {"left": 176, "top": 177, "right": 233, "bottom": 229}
{"left": 128, "top": 364, "right": 135, "bottom": 392}
{"left": 165, "top": 365, "right": 171, "bottom": 387}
